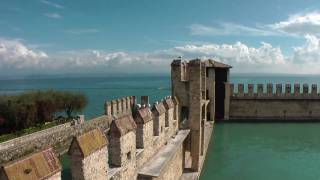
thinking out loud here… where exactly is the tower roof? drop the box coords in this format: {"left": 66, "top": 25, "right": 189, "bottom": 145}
{"left": 203, "top": 59, "right": 232, "bottom": 68}
{"left": 163, "top": 98, "right": 174, "bottom": 110}
{"left": 171, "top": 58, "right": 232, "bottom": 68}
{"left": 109, "top": 115, "right": 137, "bottom": 138}
{"left": 152, "top": 102, "right": 166, "bottom": 115}
{"left": 1, "top": 147, "right": 61, "bottom": 180}
{"left": 68, "top": 129, "right": 108, "bottom": 158}
{"left": 134, "top": 107, "right": 153, "bottom": 124}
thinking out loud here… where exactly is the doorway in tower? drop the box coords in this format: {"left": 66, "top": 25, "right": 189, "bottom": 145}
{"left": 215, "top": 68, "right": 228, "bottom": 120}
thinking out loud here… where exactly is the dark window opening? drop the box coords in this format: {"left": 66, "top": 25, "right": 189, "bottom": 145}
{"left": 127, "top": 151, "right": 131, "bottom": 160}
{"left": 215, "top": 68, "right": 228, "bottom": 121}
{"left": 181, "top": 106, "right": 189, "bottom": 123}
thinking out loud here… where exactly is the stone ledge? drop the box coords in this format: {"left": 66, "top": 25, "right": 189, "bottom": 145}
{"left": 231, "top": 96, "right": 320, "bottom": 100}
{"left": 138, "top": 129, "right": 190, "bottom": 178}
{"left": 108, "top": 166, "right": 122, "bottom": 179}
{"left": 228, "top": 117, "right": 320, "bottom": 122}
{"left": 181, "top": 122, "right": 214, "bottom": 180}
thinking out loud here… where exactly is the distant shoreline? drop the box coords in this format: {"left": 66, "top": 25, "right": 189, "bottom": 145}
{"left": 2, "top": 72, "right": 320, "bottom": 81}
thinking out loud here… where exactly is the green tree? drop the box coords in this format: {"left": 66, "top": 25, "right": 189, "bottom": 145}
{"left": 60, "top": 92, "right": 88, "bottom": 119}
{"left": 0, "top": 90, "right": 88, "bottom": 134}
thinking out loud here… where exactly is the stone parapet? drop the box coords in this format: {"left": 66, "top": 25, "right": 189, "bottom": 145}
{"left": 229, "top": 83, "right": 319, "bottom": 98}
{"left": 105, "top": 96, "right": 135, "bottom": 117}
{"left": 0, "top": 94, "right": 187, "bottom": 180}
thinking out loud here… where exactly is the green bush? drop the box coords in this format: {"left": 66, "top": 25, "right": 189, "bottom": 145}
{"left": 0, "top": 90, "right": 87, "bottom": 135}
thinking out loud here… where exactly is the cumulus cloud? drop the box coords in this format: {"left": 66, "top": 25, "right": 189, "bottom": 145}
{"left": 0, "top": 39, "right": 48, "bottom": 70}
{"left": 270, "top": 12, "right": 320, "bottom": 36}
{"left": 172, "top": 42, "right": 286, "bottom": 65}
{"left": 3, "top": 36, "right": 320, "bottom": 75}
{"left": 293, "top": 35, "right": 320, "bottom": 63}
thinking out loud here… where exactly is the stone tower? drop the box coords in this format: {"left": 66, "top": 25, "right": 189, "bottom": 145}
{"left": 68, "top": 128, "right": 108, "bottom": 180}
{"left": 109, "top": 114, "right": 137, "bottom": 180}
{"left": 171, "top": 58, "right": 231, "bottom": 171}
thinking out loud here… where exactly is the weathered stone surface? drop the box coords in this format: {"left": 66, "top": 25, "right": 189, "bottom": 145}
{"left": 68, "top": 129, "right": 109, "bottom": 180}
{"left": 0, "top": 115, "right": 113, "bottom": 164}
{"left": 70, "top": 146, "right": 108, "bottom": 180}
{"left": 228, "top": 83, "right": 320, "bottom": 121}
{"left": 229, "top": 98, "right": 320, "bottom": 120}
{"left": 138, "top": 130, "right": 189, "bottom": 180}
{"left": 0, "top": 147, "right": 61, "bottom": 180}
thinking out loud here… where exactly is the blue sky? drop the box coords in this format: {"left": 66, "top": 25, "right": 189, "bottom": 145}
{"left": 1, "top": 0, "right": 320, "bottom": 76}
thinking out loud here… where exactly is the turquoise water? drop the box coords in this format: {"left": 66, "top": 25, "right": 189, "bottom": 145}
{"left": 2, "top": 73, "right": 320, "bottom": 179}
{"left": 201, "top": 123, "right": 320, "bottom": 180}
{"left": 0, "top": 75, "right": 171, "bottom": 119}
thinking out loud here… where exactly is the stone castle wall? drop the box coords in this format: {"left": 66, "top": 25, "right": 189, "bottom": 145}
{"left": 226, "top": 83, "right": 320, "bottom": 121}
{"left": 0, "top": 96, "right": 134, "bottom": 164}
{"left": 0, "top": 95, "right": 191, "bottom": 180}
{"left": 81, "top": 146, "right": 109, "bottom": 180}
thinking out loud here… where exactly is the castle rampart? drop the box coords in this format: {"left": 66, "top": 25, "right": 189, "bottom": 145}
{"left": 0, "top": 93, "right": 206, "bottom": 180}
{"left": 0, "top": 96, "right": 135, "bottom": 164}
{"left": 225, "top": 83, "right": 320, "bottom": 121}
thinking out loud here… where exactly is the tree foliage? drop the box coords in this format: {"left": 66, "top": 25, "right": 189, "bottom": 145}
{"left": 0, "top": 90, "right": 87, "bottom": 134}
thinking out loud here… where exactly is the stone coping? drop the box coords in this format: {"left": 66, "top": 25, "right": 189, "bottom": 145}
{"left": 201, "top": 99, "right": 210, "bottom": 106}
{"left": 136, "top": 148, "right": 144, "bottom": 159}
{"left": 231, "top": 96, "right": 320, "bottom": 100}
{"left": 0, "top": 122, "right": 72, "bottom": 151}
{"left": 108, "top": 166, "right": 121, "bottom": 179}
{"left": 138, "top": 129, "right": 190, "bottom": 177}
{"left": 0, "top": 115, "right": 111, "bottom": 152}
{"left": 228, "top": 117, "right": 320, "bottom": 122}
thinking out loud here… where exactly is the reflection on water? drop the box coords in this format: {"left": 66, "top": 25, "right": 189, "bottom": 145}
{"left": 201, "top": 123, "right": 320, "bottom": 180}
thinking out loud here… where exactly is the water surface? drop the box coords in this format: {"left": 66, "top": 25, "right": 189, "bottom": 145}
{"left": 201, "top": 123, "right": 320, "bottom": 180}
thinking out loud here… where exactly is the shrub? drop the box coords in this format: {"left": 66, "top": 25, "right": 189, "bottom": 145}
{"left": 0, "top": 90, "right": 87, "bottom": 134}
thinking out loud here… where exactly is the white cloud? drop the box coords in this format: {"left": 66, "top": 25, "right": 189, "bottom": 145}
{"left": 270, "top": 12, "right": 320, "bottom": 36}
{"left": 190, "top": 11, "right": 320, "bottom": 37}
{"left": 190, "top": 23, "right": 278, "bottom": 36}
{"left": 172, "top": 42, "right": 286, "bottom": 66}
{"left": 63, "top": 29, "right": 99, "bottom": 35}
{"left": 40, "top": 0, "right": 64, "bottom": 9}
{"left": 293, "top": 35, "right": 320, "bottom": 63}
{"left": 3, "top": 36, "right": 320, "bottom": 75}
{"left": 0, "top": 39, "right": 48, "bottom": 69}
{"left": 45, "top": 13, "right": 62, "bottom": 19}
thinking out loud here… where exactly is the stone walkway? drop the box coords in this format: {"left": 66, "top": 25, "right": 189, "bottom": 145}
{"left": 181, "top": 121, "right": 214, "bottom": 180}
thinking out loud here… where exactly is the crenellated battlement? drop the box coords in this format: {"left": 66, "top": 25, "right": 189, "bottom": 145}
{"left": 226, "top": 83, "right": 320, "bottom": 121}
{"left": 0, "top": 95, "right": 188, "bottom": 180}
{"left": 104, "top": 96, "right": 135, "bottom": 117}
{"left": 229, "top": 83, "right": 320, "bottom": 98}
